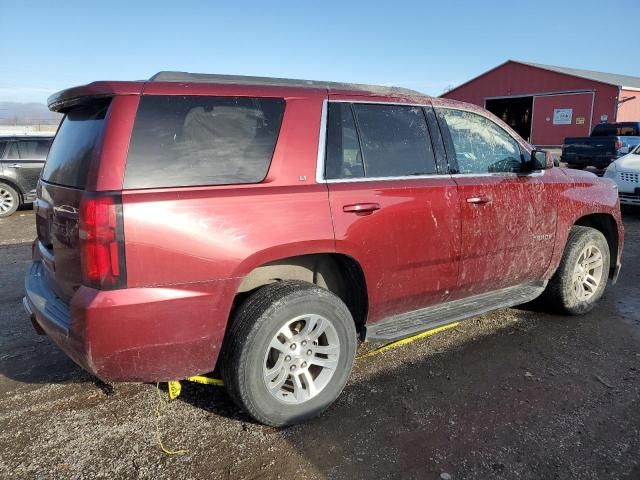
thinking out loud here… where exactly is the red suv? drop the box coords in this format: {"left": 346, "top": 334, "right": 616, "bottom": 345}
{"left": 24, "top": 72, "right": 623, "bottom": 426}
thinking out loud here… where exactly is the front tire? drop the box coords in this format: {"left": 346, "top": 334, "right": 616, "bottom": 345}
{"left": 221, "top": 281, "right": 357, "bottom": 427}
{"left": 544, "top": 226, "right": 610, "bottom": 315}
{"left": 0, "top": 183, "right": 20, "bottom": 218}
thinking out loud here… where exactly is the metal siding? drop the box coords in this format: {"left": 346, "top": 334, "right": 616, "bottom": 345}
{"left": 530, "top": 93, "right": 592, "bottom": 146}
{"left": 443, "top": 62, "right": 619, "bottom": 145}
{"left": 617, "top": 89, "right": 640, "bottom": 122}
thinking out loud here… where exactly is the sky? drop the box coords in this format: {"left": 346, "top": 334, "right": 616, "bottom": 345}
{"left": 2, "top": 0, "right": 639, "bottom": 104}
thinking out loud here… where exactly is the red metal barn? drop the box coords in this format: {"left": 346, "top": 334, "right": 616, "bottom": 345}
{"left": 441, "top": 60, "right": 640, "bottom": 147}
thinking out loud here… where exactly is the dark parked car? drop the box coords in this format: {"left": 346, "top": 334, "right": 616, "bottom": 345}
{"left": 24, "top": 72, "right": 623, "bottom": 426}
{"left": 0, "top": 135, "right": 53, "bottom": 217}
{"left": 562, "top": 122, "right": 640, "bottom": 169}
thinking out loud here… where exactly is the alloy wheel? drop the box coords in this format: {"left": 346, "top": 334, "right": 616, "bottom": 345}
{"left": 572, "top": 244, "right": 604, "bottom": 301}
{"left": 0, "top": 188, "right": 15, "bottom": 214}
{"left": 263, "top": 313, "right": 340, "bottom": 405}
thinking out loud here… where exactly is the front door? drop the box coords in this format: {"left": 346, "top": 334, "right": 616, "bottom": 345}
{"left": 435, "top": 107, "right": 556, "bottom": 298}
{"left": 322, "top": 99, "right": 461, "bottom": 323}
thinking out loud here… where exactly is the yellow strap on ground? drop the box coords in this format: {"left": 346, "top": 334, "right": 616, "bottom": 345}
{"left": 155, "top": 322, "right": 457, "bottom": 455}
{"left": 155, "top": 383, "right": 189, "bottom": 456}
{"left": 167, "top": 381, "right": 182, "bottom": 400}
{"left": 186, "top": 375, "right": 225, "bottom": 386}
{"left": 357, "top": 322, "right": 460, "bottom": 359}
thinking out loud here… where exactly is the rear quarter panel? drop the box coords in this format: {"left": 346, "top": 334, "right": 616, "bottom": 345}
{"left": 117, "top": 91, "right": 332, "bottom": 374}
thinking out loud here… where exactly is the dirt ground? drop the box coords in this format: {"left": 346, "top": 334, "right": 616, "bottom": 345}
{"left": 1, "top": 206, "right": 639, "bottom": 480}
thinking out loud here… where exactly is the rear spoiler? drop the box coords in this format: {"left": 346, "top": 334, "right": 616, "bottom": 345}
{"left": 47, "top": 81, "right": 144, "bottom": 112}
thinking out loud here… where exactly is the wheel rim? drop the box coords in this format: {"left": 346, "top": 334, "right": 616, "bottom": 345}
{"left": 263, "top": 313, "right": 340, "bottom": 405}
{"left": 0, "top": 188, "right": 15, "bottom": 214}
{"left": 572, "top": 244, "right": 604, "bottom": 301}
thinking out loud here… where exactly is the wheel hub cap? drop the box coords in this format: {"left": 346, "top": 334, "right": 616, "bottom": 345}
{"left": 572, "top": 244, "right": 604, "bottom": 301}
{"left": 263, "top": 314, "right": 340, "bottom": 405}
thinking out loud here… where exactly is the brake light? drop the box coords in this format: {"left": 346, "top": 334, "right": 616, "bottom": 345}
{"left": 79, "top": 194, "right": 126, "bottom": 289}
{"left": 614, "top": 140, "right": 624, "bottom": 151}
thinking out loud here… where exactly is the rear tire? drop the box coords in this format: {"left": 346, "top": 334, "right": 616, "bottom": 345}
{"left": 0, "top": 183, "right": 20, "bottom": 218}
{"left": 543, "top": 226, "right": 610, "bottom": 315}
{"left": 221, "top": 281, "right": 357, "bottom": 427}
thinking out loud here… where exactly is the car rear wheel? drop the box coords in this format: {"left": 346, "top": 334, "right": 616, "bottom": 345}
{"left": 0, "top": 183, "right": 20, "bottom": 218}
{"left": 221, "top": 281, "right": 357, "bottom": 427}
{"left": 544, "top": 226, "right": 610, "bottom": 315}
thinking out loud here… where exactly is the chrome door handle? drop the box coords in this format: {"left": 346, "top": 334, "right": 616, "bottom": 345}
{"left": 343, "top": 203, "right": 381, "bottom": 214}
{"left": 466, "top": 195, "right": 492, "bottom": 205}
{"left": 7, "top": 164, "right": 22, "bottom": 168}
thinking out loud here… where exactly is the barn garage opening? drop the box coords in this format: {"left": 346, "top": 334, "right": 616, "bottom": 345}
{"left": 485, "top": 96, "right": 533, "bottom": 142}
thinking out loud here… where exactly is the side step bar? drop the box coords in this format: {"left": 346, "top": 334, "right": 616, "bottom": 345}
{"left": 364, "top": 282, "right": 547, "bottom": 343}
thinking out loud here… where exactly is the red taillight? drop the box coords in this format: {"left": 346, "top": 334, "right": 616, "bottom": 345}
{"left": 79, "top": 194, "right": 126, "bottom": 289}
{"left": 614, "top": 140, "right": 624, "bottom": 151}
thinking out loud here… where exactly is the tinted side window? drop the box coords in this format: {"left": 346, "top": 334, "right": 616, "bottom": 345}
{"left": 124, "top": 96, "right": 285, "bottom": 189}
{"left": 437, "top": 108, "right": 522, "bottom": 174}
{"left": 352, "top": 104, "right": 436, "bottom": 177}
{"left": 6, "top": 143, "right": 18, "bottom": 159}
{"left": 8, "top": 140, "right": 50, "bottom": 160}
{"left": 325, "top": 103, "right": 364, "bottom": 179}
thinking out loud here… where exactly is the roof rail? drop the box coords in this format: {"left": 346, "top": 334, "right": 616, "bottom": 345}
{"left": 149, "top": 71, "right": 424, "bottom": 97}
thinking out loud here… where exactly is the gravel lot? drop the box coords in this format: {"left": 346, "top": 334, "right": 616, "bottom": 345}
{"left": 1, "top": 206, "right": 639, "bottom": 479}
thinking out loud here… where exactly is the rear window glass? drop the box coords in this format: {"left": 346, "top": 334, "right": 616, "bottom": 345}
{"left": 124, "top": 96, "right": 285, "bottom": 189}
{"left": 42, "top": 100, "right": 110, "bottom": 188}
{"left": 592, "top": 123, "right": 639, "bottom": 136}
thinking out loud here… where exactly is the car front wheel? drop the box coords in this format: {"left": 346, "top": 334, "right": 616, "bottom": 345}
{"left": 544, "top": 226, "right": 610, "bottom": 315}
{"left": 221, "top": 281, "right": 357, "bottom": 426}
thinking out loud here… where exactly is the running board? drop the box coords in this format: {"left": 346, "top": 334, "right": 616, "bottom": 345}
{"left": 364, "top": 282, "right": 547, "bottom": 343}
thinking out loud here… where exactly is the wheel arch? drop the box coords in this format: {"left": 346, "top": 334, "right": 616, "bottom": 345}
{"left": 573, "top": 213, "right": 619, "bottom": 278}
{"left": 233, "top": 253, "right": 369, "bottom": 334}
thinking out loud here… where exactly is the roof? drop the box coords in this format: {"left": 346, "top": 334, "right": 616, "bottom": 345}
{"left": 150, "top": 71, "right": 424, "bottom": 97}
{"left": 443, "top": 60, "right": 640, "bottom": 97}
{"left": 517, "top": 61, "right": 640, "bottom": 90}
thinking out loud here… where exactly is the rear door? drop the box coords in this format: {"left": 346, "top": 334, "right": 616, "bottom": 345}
{"left": 323, "top": 98, "right": 461, "bottom": 323}
{"left": 5, "top": 138, "right": 51, "bottom": 199}
{"left": 435, "top": 107, "right": 556, "bottom": 298}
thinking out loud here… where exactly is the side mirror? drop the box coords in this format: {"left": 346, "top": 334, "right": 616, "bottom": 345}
{"left": 619, "top": 146, "right": 629, "bottom": 155}
{"left": 529, "top": 149, "right": 554, "bottom": 170}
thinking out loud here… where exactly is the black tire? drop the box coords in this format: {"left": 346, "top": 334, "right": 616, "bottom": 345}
{"left": 221, "top": 281, "right": 357, "bottom": 427}
{"left": 567, "top": 164, "right": 585, "bottom": 170}
{"left": 543, "top": 226, "right": 610, "bottom": 315}
{"left": 0, "top": 182, "right": 20, "bottom": 218}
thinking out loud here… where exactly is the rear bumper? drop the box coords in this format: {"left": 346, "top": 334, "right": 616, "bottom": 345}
{"left": 24, "top": 261, "right": 236, "bottom": 382}
{"left": 562, "top": 155, "right": 615, "bottom": 169}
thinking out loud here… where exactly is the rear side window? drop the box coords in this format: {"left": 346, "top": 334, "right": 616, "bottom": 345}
{"left": 124, "top": 96, "right": 285, "bottom": 189}
{"left": 354, "top": 104, "right": 436, "bottom": 177}
{"left": 6, "top": 139, "right": 51, "bottom": 160}
{"left": 325, "top": 103, "right": 437, "bottom": 179}
{"left": 42, "top": 100, "right": 111, "bottom": 188}
{"left": 325, "top": 103, "right": 364, "bottom": 179}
